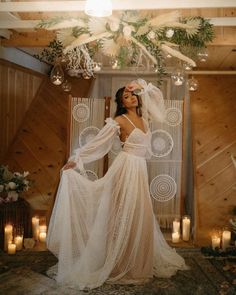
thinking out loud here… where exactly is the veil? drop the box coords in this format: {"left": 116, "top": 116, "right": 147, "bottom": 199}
{"left": 132, "top": 79, "right": 166, "bottom": 123}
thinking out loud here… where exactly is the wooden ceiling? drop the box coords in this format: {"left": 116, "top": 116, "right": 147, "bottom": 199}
{"left": 0, "top": 1, "right": 236, "bottom": 70}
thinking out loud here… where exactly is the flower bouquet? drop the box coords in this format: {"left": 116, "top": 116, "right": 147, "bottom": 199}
{"left": 0, "top": 165, "right": 31, "bottom": 204}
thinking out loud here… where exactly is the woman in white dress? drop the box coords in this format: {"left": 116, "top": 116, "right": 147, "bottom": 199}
{"left": 47, "top": 79, "right": 188, "bottom": 290}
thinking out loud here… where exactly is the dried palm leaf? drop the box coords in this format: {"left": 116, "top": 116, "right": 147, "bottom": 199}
{"left": 47, "top": 19, "right": 86, "bottom": 30}
{"left": 64, "top": 32, "right": 111, "bottom": 53}
{"left": 161, "top": 43, "right": 196, "bottom": 66}
{"left": 101, "top": 39, "right": 120, "bottom": 56}
{"left": 88, "top": 17, "right": 107, "bottom": 35}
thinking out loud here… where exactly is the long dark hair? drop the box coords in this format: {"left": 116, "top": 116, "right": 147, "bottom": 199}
{"left": 114, "top": 87, "right": 142, "bottom": 117}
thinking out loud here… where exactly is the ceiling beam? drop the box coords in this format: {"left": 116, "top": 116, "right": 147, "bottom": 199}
{"left": 1, "top": 31, "right": 56, "bottom": 47}
{"left": 0, "top": 29, "right": 12, "bottom": 39}
{"left": 1, "top": 17, "right": 236, "bottom": 29}
{"left": 0, "top": 1, "right": 236, "bottom": 13}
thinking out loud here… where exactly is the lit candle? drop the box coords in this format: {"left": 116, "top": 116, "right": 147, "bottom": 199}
{"left": 39, "top": 232, "right": 47, "bottom": 243}
{"left": 8, "top": 243, "right": 16, "bottom": 255}
{"left": 182, "top": 216, "right": 191, "bottom": 241}
{"left": 174, "top": 78, "right": 183, "bottom": 86}
{"left": 53, "top": 78, "right": 62, "bottom": 85}
{"left": 211, "top": 236, "right": 221, "bottom": 250}
{"left": 4, "top": 224, "right": 13, "bottom": 251}
{"left": 173, "top": 219, "right": 180, "bottom": 234}
{"left": 39, "top": 225, "right": 47, "bottom": 233}
{"left": 172, "top": 232, "right": 180, "bottom": 243}
{"left": 14, "top": 236, "right": 23, "bottom": 251}
{"left": 222, "top": 230, "right": 231, "bottom": 251}
{"left": 32, "top": 216, "right": 39, "bottom": 240}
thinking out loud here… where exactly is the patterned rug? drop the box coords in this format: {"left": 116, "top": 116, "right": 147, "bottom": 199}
{"left": 0, "top": 249, "right": 235, "bottom": 295}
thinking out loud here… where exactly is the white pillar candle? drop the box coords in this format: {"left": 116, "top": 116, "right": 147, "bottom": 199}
{"left": 4, "top": 224, "right": 13, "bottom": 251}
{"left": 39, "top": 225, "right": 47, "bottom": 233}
{"left": 8, "top": 243, "right": 16, "bottom": 255}
{"left": 222, "top": 230, "right": 231, "bottom": 251}
{"left": 211, "top": 236, "right": 221, "bottom": 250}
{"left": 173, "top": 219, "right": 180, "bottom": 234}
{"left": 14, "top": 236, "right": 23, "bottom": 251}
{"left": 39, "top": 232, "right": 47, "bottom": 243}
{"left": 32, "top": 216, "right": 39, "bottom": 240}
{"left": 182, "top": 216, "right": 191, "bottom": 241}
{"left": 172, "top": 232, "right": 180, "bottom": 243}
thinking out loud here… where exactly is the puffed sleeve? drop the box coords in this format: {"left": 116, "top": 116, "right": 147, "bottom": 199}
{"left": 69, "top": 118, "right": 120, "bottom": 172}
{"left": 135, "top": 78, "right": 166, "bottom": 123}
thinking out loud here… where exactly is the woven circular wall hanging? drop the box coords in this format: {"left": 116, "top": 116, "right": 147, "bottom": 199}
{"left": 72, "top": 103, "right": 90, "bottom": 123}
{"left": 151, "top": 129, "right": 174, "bottom": 157}
{"left": 165, "top": 107, "right": 182, "bottom": 127}
{"left": 79, "top": 126, "right": 100, "bottom": 147}
{"left": 150, "top": 174, "right": 177, "bottom": 202}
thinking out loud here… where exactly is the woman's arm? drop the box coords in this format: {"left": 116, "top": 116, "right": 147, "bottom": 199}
{"left": 64, "top": 118, "right": 120, "bottom": 171}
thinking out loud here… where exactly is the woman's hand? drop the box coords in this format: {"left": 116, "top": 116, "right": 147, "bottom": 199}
{"left": 63, "top": 161, "right": 76, "bottom": 170}
{"left": 125, "top": 82, "right": 142, "bottom": 92}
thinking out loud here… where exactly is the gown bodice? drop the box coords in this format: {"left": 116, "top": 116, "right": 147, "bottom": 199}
{"left": 122, "top": 128, "right": 152, "bottom": 159}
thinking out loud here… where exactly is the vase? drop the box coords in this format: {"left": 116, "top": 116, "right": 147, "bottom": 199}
{"left": 0, "top": 191, "right": 19, "bottom": 204}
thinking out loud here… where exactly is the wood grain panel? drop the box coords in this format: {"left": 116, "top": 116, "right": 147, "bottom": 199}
{"left": 0, "top": 59, "right": 43, "bottom": 161}
{"left": 191, "top": 75, "right": 236, "bottom": 245}
{"left": 3, "top": 72, "right": 93, "bottom": 220}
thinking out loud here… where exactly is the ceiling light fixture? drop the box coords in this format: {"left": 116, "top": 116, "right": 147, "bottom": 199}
{"left": 85, "top": 0, "right": 112, "bottom": 17}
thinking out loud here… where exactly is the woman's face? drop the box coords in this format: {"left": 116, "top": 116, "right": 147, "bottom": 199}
{"left": 122, "top": 90, "right": 138, "bottom": 109}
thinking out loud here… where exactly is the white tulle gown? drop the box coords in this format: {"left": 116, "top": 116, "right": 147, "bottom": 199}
{"left": 47, "top": 80, "right": 188, "bottom": 290}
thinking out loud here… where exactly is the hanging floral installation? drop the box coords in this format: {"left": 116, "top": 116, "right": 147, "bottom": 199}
{"left": 36, "top": 10, "right": 214, "bottom": 78}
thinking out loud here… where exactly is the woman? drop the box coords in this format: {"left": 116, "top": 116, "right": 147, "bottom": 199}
{"left": 47, "top": 79, "right": 188, "bottom": 290}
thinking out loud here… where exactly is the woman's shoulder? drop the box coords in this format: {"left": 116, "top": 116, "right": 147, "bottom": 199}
{"left": 114, "top": 115, "right": 125, "bottom": 125}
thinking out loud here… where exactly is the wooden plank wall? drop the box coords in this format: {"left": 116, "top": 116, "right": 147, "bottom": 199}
{"left": 0, "top": 59, "right": 43, "bottom": 161}
{"left": 3, "top": 68, "right": 93, "bottom": 221}
{"left": 191, "top": 75, "right": 236, "bottom": 245}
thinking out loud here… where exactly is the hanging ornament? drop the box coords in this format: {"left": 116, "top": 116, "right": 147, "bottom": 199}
{"left": 50, "top": 62, "right": 64, "bottom": 85}
{"left": 188, "top": 76, "right": 199, "bottom": 91}
{"left": 171, "top": 67, "right": 185, "bottom": 86}
{"left": 183, "top": 62, "right": 193, "bottom": 71}
{"left": 61, "top": 80, "right": 72, "bottom": 92}
{"left": 93, "top": 62, "right": 102, "bottom": 72}
{"left": 197, "top": 48, "right": 209, "bottom": 62}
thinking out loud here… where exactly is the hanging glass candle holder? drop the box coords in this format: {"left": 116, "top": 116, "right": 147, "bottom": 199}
{"left": 50, "top": 62, "right": 64, "bottom": 85}
{"left": 93, "top": 62, "right": 102, "bottom": 72}
{"left": 188, "top": 76, "right": 198, "bottom": 91}
{"left": 171, "top": 67, "right": 185, "bottom": 86}
{"left": 197, "top": 48, "right": 209, "bottom": 62}
{"left": 61, "top": 80, "right": 72, "bottom": 92}
{"left": 183, "top": 62, "right": 193, "bottom": 71}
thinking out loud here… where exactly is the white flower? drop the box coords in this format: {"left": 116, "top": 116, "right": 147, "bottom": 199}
{"left": 0, "top": 185, "right": 4, "bottom": 192}
{"left": 109, "top": 21, "right": 120, "bottom": 32}
{"left": 147, "top": 31, "right": 155, "bottom": 40}
{"left": 8, "top": 191, "right": 18, "bottom": 202}
{"left": 23, "top": 171, "right": 29, "bottom": 177}
{"left": 123, "top": 25, "right": 134, "bottom": 38}
{"left": 8, "top": 182, "right": 17, "bottom": 190}
{"left": 166, "top": 29, "right": 174, "bottom": 38}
